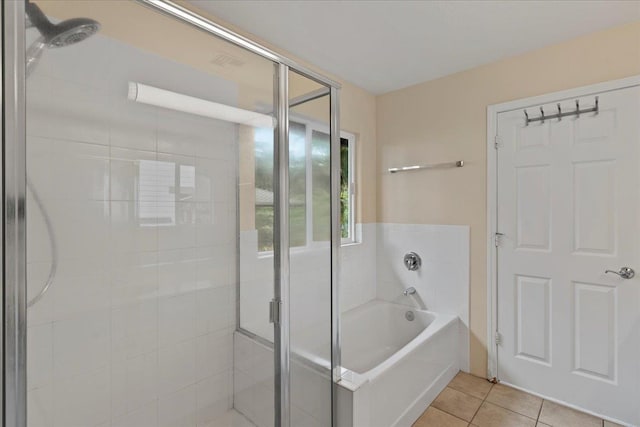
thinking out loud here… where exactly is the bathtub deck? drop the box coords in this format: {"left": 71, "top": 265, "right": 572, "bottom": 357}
{"left": 413, "top": 371, "right": 622, "bottom": 427}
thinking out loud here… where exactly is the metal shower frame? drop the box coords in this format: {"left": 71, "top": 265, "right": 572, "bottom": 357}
{"left": 1, "top": 1, "right": 342, "bottom": 426}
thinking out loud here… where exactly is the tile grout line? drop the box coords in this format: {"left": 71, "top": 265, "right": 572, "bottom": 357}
{"left": 536, "top": 398, "right": 544, "bottom": 424}
{"left": 441, "top": 378, "right": 543, "bottom": 426}
{"left": 469, "top": 382, "right": 493, "bottom": 425}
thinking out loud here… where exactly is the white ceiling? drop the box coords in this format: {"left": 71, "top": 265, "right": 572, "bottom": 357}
{"left": 188, "top": 1, "right": 640, "bottom": 94}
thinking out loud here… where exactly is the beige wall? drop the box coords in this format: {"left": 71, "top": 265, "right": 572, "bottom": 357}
{"left": 376, "top": 21, "right": 640, "bottom": 376}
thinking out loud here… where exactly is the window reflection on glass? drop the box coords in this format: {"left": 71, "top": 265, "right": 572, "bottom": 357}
{"left": 137, "top": 159, "right": 196, "bottom": 227}
{"left": 255, "top": 127, "right": 275, "bottom": 252}
{"left": 289, "top": 122, "right": 307, "bottom": 247}
{"left": 255, "top": 121, "right": 354, "bottom": 252}
{"left": 311, "top": 130, "right": 330, "bottom": 241}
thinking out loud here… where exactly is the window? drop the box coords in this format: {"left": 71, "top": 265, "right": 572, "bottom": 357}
{"left": 254, "top": 119, "right": 355, "bottom": 252}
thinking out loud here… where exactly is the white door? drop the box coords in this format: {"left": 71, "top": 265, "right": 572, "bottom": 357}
{"left": 496, "top": 85, "right": 640, "bottom": 426}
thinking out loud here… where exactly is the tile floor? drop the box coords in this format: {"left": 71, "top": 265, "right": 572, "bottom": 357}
{"left": 413, "top": 372, "right": 624, "bottom": 427}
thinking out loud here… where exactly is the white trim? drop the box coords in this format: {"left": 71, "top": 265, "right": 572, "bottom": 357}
{"left": 485, "top": 74, "right": 640, "bottom": 380}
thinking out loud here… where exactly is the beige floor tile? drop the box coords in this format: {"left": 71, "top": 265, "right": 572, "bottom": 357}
{"left": 471, "top": 402, "right": 536, "bottom": 427}
{"left": 485, "top": 383, "right": 542, "bottom": 419}
{"left": 432, "top": 387, "right": 483, "bottom": 422}
{"left": 538, "top": 401, "right": 602, "bottom": 427}
{"left": 604, "top": 421, "right": 625, "bottom": 427}
{"left": 413, "top": 407, "right": 469, "bottom": 427}
{"left": 448, "top": 371, "right": 494, "bottom": 399}
{"left": 536, "top": 424, "right": 551, "bottom": 427}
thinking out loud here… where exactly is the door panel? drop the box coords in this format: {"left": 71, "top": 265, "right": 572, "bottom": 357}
{"left": 496, "top": 86, "right": 640, "bottom": 426}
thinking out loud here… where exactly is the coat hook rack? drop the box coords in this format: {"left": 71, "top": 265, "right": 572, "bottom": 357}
{"left": 524, "top": 96, "right": 598, "bottom": 125}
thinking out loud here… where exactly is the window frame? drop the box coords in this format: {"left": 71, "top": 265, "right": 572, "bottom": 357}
{"left": 254, "top": 115, "right": 357, "bottom": 255}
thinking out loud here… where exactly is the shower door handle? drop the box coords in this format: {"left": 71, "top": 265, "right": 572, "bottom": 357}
{"left": 605, "top": 267, "right": 635, "bottom": 279}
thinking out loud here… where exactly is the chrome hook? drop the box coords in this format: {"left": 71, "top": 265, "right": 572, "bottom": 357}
{"left": 540, "top": 106, "right": 545, "bottom": 124}
{"left": 557, "top": 103, "right": 562, "bottom": 121}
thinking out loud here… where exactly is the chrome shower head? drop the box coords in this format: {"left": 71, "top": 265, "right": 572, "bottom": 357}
{"left": 44, "top": 18, "right": 100, "bottom": 48}
{"left": 25, "top": 1, "right": 100, "bottom": 77}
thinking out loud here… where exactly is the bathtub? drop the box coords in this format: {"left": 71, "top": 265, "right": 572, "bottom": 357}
{"left": 234, "top": 300, "right": 459, "bottom": 427}
{"left": 336, "top": 300, "right": 460, "bottom": 427}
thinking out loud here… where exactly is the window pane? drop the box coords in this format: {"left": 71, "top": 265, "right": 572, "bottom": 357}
{"left": 254, "top": 127, "right": 275, "bottom": 251}
{"left": 289, "top": 122, "right": 307, "bottom": 247}
{"left": 312, "top": 130, "right": 331, "bottom": 241}
{"left": 340, "top": 138, "right": 350, "bottom": 239}
{"left": 254, "top": 122, "right": 307, "bottom": 251}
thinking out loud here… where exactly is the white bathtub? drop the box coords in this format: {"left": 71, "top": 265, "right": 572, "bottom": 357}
{"left": 337, "top": 300, "right": 460, "bottom": 427}
{"left": 234, "top": 300, "right": 460, "bottom": 427}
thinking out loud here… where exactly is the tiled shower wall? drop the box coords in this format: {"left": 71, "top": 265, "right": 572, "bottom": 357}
{"left": 25, "top": 29, "right": 238, "bottom": 427}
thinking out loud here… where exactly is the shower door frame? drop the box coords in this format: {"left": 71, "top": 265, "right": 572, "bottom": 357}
{"left": 1, "top": 1, "right": 343, "bottom": 426}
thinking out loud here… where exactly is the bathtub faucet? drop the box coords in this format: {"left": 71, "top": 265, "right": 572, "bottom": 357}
{"left": 403, "top": 287, "right": 417, "bottom": 296}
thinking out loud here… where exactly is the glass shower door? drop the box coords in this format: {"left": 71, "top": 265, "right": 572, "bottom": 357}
{"left": 20, "top": 1, "right": 277, "bottom": 426}
{"left": 5, "top": 1, "right": 340, "bottom": 426}
{"left": 286, "top": 70, "right": 337, "bottom": 427}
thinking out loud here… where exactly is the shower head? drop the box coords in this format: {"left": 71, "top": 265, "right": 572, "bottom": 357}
{"left": 25, "top": 1, "right": 100, "bottom": 76}
{"left": 41, "top": 18, "right": 101, "bottom": 48}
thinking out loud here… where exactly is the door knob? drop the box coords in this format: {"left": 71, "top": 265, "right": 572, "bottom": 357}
{"left": 605, "top": 267, "right": 635, "bottom": 279}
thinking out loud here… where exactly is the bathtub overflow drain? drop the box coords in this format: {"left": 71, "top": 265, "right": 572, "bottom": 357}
{"left": 405, "top": 311, "right": 415, "bottom": 321}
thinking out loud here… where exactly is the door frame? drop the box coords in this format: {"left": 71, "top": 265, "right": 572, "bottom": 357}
{"left": 485, "top": 74, "right": 640, "bottom": 380}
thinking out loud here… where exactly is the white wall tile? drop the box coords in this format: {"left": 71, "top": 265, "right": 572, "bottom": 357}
{"left": 111, "top": 251, "right": 159, "bottom": 308}
{"left": 51, "top": 257, "right": 110, "bottom": 322}
{"left": 112, "top": 401, "right": 158, "bottom": 427}
{"left": 375, "top": 223, "right": 470, "bottom": 371}
{"left": 196, "top": 202, "right": 234, "bottom": 247}
{"left": 53, "top": 310, "right": 110, "bottom": 380}
{"left": 157, "top": 248, "right": 198, "bottom": 297}
{"left": 159, "top": 292, "right": 197, "bottom": 346}
{"left": 28, "top": 385, "right": 53, "bottom": 427}
{"left": 28, "top": 76, "right": 111, "bottom": 146}
{"left": 158, "top": 384, "right": 197, "bottom": 427}
{"left": 195, "top": 285, "right": 233, "bottom": 336}
{"left": 196, "top": 329, "right": 233, "bottom": 381}
{"left": 233, "top": 368, "right": 255, "bottom": 421}
{"left": 157, "top": 202, "right": 197, "bottom": 250}
{"left": 111, "top": 351, "right": 158, "bottom": 415}
{"left": 196, "top": 371, "right": 233, "bottom": 426}
{"left": 27, "top": 323, "right": 53, "bottom": 390}
{"left": 109, "top": 97, "right": 158, "bottom": 152}
{"left": 52, "top": 367, "right": 111, "bottom": 427}
{"left": 158, "top": 339, "right": 197, "bottom": 396}
{"left": 111, "top": 300, "right": 159, "bottom": 362}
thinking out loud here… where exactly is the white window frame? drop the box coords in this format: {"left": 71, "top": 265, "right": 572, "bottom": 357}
{"left": 256, "top": 115, "right": 357, "bottom": 255}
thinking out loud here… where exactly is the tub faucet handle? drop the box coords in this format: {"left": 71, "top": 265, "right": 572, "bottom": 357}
{"left": 403, "top": 287, "right": 417, "bottom": 296}
{"left": 403, "top": 252, "right": 422, "bottom": 271}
